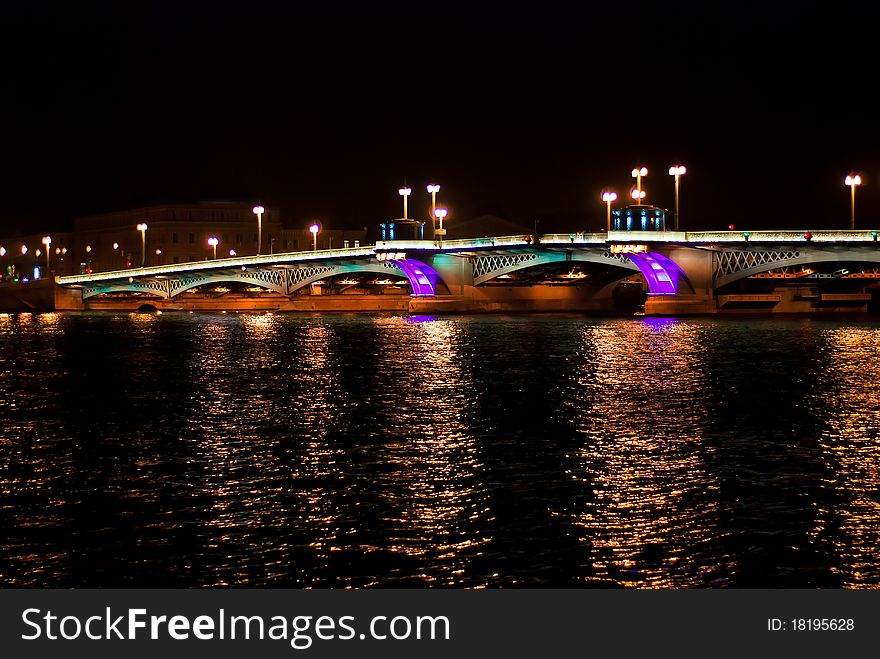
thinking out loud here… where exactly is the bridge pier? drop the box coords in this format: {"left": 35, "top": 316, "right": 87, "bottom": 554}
{"left": 639, "top": 245, "right": 717, "bottom": 315}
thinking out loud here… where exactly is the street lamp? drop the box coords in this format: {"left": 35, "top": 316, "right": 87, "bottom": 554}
{"left": 136, "top": 223, "right": 148, "bottom": 267}
{"left": 208, "top": 236, "right": 219, "bottom": 259}
{"left": 253, "top": 205, "right": 265, "bottom": 255}
{"left": 398, "top": 186, "right": 412, "bottom": 219}
{"left": 668, "top": 165, "right": 686, "bottom": 231}
{"left": 434, "top": 207, "right": 448, "bottom": 245}
{"left": 427, "top": 183, "right": 440, "bottom": 219}
{"left": 631, "top": 188, "right": 646, "bottom": 202}
{"left": 601, "top": 192, "right": 618, "bottom": 232}
{"left": 41, "top": 236, "right": 51, "bottom": 270}
{"left": 631, "top": 166, "right": 648, "bottom": 203}
{"left": 309, "top": 223, "right": 320, "bottom": 251}
{"left": 845, "top": 174, "right": 862, "bottom": 230}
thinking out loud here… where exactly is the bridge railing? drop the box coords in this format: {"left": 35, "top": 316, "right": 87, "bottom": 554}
{"left": 607, "top": 229, "right": 879, "bottom": 243}
{"left": 56, "top": 246, "right": 378, "bottom": 285}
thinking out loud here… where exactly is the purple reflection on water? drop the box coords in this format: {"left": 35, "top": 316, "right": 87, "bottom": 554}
{"left": 640, "top": 317, "right": 679, "bottom": 331}
{"left": 625, "top": 252, "right": 688, "bottom": 296}
{"left": 392, "top": 259, "right": 440, "bottom": 297}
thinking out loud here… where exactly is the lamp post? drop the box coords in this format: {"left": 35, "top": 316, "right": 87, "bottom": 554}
{"left": 434, "top": 207, "right": 448, "bottom": 245}
{"left": 208, "top": 236, "right": 218, "bottom": 259}
{"left": 309, "top": 223, "right": 320, "bottom": 251}
{"left": 845, "top": 174, "right": 862, "bottom": 230}
{"left": 398, "top": 187, "right": 412, "bottom": 219}
{"left": 253, "top": 205, "right": 265, "bottom": 255}
{"left": 631, "top": 166, "right": 648, "bottom": 203}
{"left": 136, "top": 223, "right": 148, "bottom": 267}
{"left": 601, "top": 192, "right": 618, "bottom": 232}
{"left": 41, "top": 236, "right": 51, "bottom": 270}
{"left": 631, "top": 188, "right": 646, "bottom": 202}
{"left": 668, "top": 165, "right": 686, "bottom": 231}
{"left": 427, "top": 183, "right": 440, "bottom": 220}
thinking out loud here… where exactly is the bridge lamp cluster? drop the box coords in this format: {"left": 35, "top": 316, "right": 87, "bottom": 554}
{"left": 41, "top": 236, "right": 52, "bottom": 269}
{"left": 136, "top": 223, "right": 148, "bottom": 268}
{"left": 631, "top": 166, "right": 648, "bottom": 201}
{"left": 669, "top": 165, "right": 686, "bottom": 231}
{"left": 845, "top": 174, "right": 862, "bottom": 230}
{"left": 398, "top": 187, "right": 412, "bottom": 219}
{"left": 309, "top": 223, "right": 321, "bottom": 251}
{"left": 427, "top": 183, "right": 440, "bottom": 217}
{"left": 253, "top": 206, "right": 265, "bottom": 255}
{"left": 208, "top": 236, "right": 219, "bottom": 259}
{"left": 434, "top": 207, "right": 448, "bottom": 243}
{"left": 601, "top": 191, "right": 618, "bottom": 232}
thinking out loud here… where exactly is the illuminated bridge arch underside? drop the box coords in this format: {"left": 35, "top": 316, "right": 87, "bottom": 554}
{"left": 713, "top": 247, "right": 880, "bottom": 289}
{"left": 472, "top": 250, "right": 639, "bottom": 286}
{"left": 80, "top": 261, "right": 419, "bottom": 299}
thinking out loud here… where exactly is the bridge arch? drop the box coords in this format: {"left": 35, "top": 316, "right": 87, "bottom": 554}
{"left": 471, "top": 249, "right": 639, "bottom": 286}
{"left": 79, "top": 260, "right": 437, "bottom": 299}
{"left": 713, "top": 246, "right": 880, "bottom": 288}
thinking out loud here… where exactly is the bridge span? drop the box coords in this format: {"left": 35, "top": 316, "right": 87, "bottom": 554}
{"left": 36, "top": 229, "right": 880, "bottom": 315}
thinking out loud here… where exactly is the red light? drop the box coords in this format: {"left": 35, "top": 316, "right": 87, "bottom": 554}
{"left": 728, "top": 224, "right": 735, "bottom": 230}
{"left": 804, "top": 231, "right": 812, "bottom": 241}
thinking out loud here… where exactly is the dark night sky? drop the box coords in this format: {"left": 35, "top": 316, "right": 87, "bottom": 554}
{"left": 1, "top": 2, "right": 878, "bottom": 235}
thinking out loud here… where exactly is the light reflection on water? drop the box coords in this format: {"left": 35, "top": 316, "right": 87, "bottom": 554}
{"left": 815, "top": 325, "right": 880, "bottom": 588}
{"left": 565, "top": 320, "right": 721, "bottom": 587}
{"left": 0, "top": 312, "right": 879, "bottom": 588}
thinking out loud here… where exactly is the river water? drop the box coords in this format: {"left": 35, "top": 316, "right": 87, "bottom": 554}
{"left": 0, "top": 311, "right": 878, "bottom": 588}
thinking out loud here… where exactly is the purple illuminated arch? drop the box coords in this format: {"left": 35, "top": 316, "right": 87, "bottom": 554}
{"left": 391, "top": 258, "right": 441, "bottom": 297}
{"left": 624, "top": 252, "right": 690, "bottom": 296}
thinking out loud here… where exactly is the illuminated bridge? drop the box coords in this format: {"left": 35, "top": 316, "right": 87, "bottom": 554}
{"left": 49, "top": 229, "right": 880, "bottom": 315}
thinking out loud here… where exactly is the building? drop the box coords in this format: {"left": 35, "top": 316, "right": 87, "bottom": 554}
{"left": 611, "top": 204, "right": 668, "bottom": 232}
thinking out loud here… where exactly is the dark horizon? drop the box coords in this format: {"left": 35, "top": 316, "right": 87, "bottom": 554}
{"left": 2, "top": 3, "right": 878, "bottom": 236}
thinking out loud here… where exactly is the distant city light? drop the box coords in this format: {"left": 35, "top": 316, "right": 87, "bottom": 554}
{"left": 20, "top": 245, "right": 28, "bottom": 255}
{"left": 0, "top": 247, "right": 5, "bottom": 257}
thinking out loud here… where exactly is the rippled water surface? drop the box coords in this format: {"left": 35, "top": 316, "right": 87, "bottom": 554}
{"left": 1, "top": 311, "right": 879, "bottom": 588}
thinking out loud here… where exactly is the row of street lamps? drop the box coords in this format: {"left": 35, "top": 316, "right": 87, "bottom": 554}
{"left": 602, "top": 167, "right": 866, "bottom": 231}
{"left": 601, "top": 165, "right": 687, "bottom": 232}
{"left": 399, "top": 183, "right": 449, "bottom": 242}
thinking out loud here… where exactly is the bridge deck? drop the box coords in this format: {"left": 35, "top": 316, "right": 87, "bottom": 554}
{"left": 55, "top": 230, "right": 880, "bottom": 286}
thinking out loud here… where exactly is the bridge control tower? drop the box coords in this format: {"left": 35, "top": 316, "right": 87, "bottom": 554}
{"left": 611, "top": 204, "right": 668, "bottom": 232}
{"left": 379, "top": 218, "right": 426, "bottom": 241}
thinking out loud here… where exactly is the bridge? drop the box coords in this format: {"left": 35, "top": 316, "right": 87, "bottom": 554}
{"left": 46, "top": 229, "right": 880, "bottom": 315}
